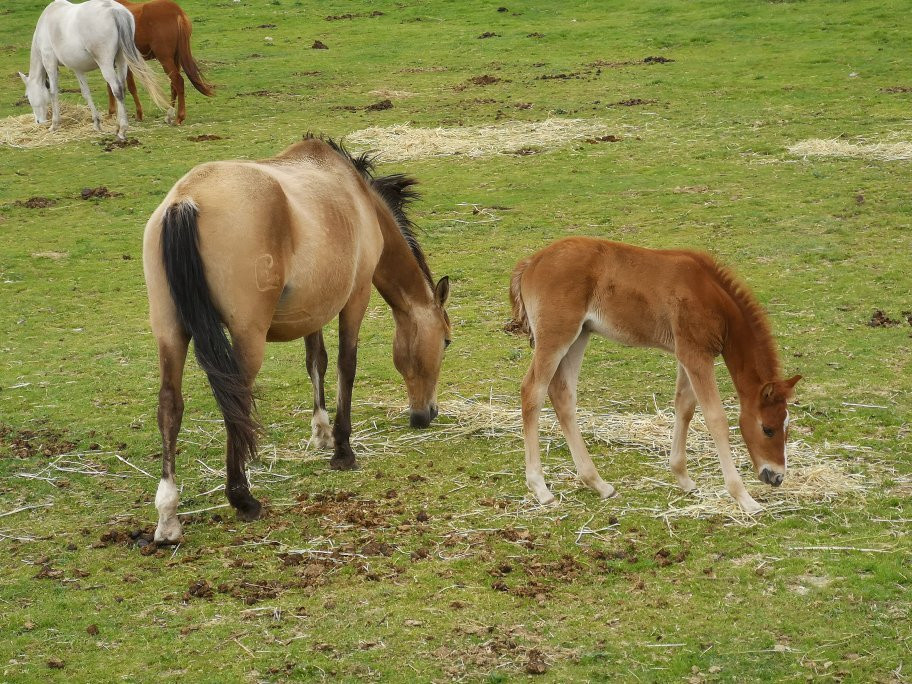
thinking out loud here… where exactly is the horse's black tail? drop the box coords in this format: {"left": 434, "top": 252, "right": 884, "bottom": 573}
{"left": 160, "top": 200, "right": 259, "bottom": 477}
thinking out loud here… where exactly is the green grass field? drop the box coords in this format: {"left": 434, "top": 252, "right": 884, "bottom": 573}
{"left": 1, "top": 1, "right": 910, "bottom": 681}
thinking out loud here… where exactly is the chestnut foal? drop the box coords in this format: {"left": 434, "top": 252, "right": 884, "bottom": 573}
{"left": 509, "top": 237, "right": 800, "bottom": 513}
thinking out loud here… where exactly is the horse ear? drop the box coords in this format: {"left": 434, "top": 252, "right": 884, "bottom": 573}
{"left": 434, "top": 276, "right": 450, "bottom": 306}
{"left": 760, "top": 382, "right": 777, "bottom": 404}
{"left": 783, "top": 374, "right": 801, "bottom": 397}
{"left": 18, "top": 71, "right": 28, "bottom": 85}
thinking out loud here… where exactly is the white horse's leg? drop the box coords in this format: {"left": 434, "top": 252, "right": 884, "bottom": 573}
{"left": 46, "top": 62, "right": 61, "bottom": 131}
{"left": 548, "top": 331, "right": 615, "bottom": 499}
{"left": 670, "top": 362, "right": 698, "bottom": 492}
{"left": 681, "top": 357, "right": 762, "bottom": 514}
{"left": 74, "top": 72, "right": 102, "bottom": 132}
{"left": 100, "top": 62, "right": 128, "bottom": 140}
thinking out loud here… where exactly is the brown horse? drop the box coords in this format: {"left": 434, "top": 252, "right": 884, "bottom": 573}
{"left": 509, "top": 237, "right": 800, "bottom": 514}
{"left": 107, "top": 0, "right": 213, "bottom": 124}
{"left": 143, "top": 137, "right": 451, "bottom": 542}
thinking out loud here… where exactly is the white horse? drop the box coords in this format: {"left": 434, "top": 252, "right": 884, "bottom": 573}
{"left": 19, "top": 0, "right": 169, "bottom": 140}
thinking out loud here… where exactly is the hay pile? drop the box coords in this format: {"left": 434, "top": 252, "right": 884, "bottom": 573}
{"left": 345, "top": 118, "right": 617, "bottom": 161}
{"left": 788, "top": 138, "right": 912, "bottom": 161}
{"left": 0, "top": 103, "right": 104, "bottom": 148}
{"left": 379, "top": 396, "right": 872, "bottom": 524}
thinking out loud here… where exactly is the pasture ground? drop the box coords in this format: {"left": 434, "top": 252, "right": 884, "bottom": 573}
{"left": 1, "top": 1, "right": 910, "bottom": 681}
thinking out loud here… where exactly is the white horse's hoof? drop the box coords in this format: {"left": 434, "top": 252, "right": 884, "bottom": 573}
{"left": 154, "top": 517, "right": 182, "bottom": 543}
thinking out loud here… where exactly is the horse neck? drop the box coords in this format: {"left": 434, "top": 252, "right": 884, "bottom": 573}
{"left": 371, "top": 205, "right": 433, "bottom": 316}
{"left": 28, "top": 34, "right": 47, "bottom": 81}
{"left": 720, "top": 304, "right": 780, "bottom": 405}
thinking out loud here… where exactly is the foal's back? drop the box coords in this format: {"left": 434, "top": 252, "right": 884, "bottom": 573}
{"left": 516, "top": 237, "right": 735, "bottom": 353}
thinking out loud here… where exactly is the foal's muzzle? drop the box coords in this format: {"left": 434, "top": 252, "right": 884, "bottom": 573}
{"left": 759, "top": 466, "right": 784, "bottom": 487}
{"left": 409, "top": 404, "right": 438, "bottom": 429}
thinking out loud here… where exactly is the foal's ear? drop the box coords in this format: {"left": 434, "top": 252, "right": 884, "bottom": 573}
{"left": 18, "top": 71, "right": 28, "bottom": 85}
{"left": 434, "top": 276, "right": 450, "bottom": 306}
{"left": 783, "top": 374, "right": 801, "bottom": 396}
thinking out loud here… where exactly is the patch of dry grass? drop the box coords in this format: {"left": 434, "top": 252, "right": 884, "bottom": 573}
{"left": 345, "top": 118, "right": 619, "bottom": 161}
{"left": 788, "top": 138, "right": 912, "bottom": 161}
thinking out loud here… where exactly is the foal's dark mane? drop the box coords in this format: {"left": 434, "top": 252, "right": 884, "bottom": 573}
{"left": 692, "top": 251, "right": 782, "bottom": 379}
{"left": 312, "top": 135, "right": 434, "bottom": 288}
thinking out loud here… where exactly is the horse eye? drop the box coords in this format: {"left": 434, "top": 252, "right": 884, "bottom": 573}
{"left": 762, "top": 426, "right": 775, "bottom": 438}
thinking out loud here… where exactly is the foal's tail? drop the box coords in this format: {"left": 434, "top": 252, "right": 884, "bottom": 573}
{"left": 113, "top": 8, "right": 169, "bottom": 110}
{"left": 507, "top": 257, "right": 534, "bottom": 346}
{"left": 176, "top": 12, "right": 214, "bottom": 96}
{"left": 160, "top": 200, "right": 259, "bottom": 471}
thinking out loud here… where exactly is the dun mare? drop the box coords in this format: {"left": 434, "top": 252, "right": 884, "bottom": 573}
{"left": 20, "top": 0, "right": 168, "bottom": 141}
{"left": 143, "top": 137, "right": 451, "bottom": 542}
{"left": 510, "top": 237, "right": 800, "bottom": 514}
{"left": 108, "top": 0, "right": 214, "bottom": 125}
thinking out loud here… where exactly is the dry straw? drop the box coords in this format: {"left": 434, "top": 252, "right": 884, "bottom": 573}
{"left": 788, "top": 138, "right": 912, "bottom": 161}
{"left": 368, "top": 395, "right": 871, "bottom": 525}
{"left": 345, "top": 118, "right": 616, "bottom": 161}
{"left": 0, "top": 103, "right": 104, "bottom": 149}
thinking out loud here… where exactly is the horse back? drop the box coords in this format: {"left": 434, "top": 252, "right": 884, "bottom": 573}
{"left": 519, "top": 237, "right": 733, "bottom": 354}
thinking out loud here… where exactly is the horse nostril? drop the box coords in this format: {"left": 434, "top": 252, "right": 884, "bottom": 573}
{"left": 771, "top": 472, "right": 784, "bottom": 487}
{"left": 409, "top": 410, "right": 431, "bottom": 429}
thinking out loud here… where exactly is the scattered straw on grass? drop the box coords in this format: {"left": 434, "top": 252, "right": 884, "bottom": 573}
{"left": 345, "top": 118, "right": 619, "bottom": 161}
{"left": 788, "top": 138, "right": 912, "bottom": 161}
{"left": 382, "top": 395, "right": 873, "bottom": 525}
{"left": 0, "top": 103, "right": 102, "bottom": 148}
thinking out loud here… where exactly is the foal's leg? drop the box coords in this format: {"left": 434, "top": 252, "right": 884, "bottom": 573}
{"left": 305, "top": 330, "right": 333, "bottom": 449}
{"left": 521, "top": 328, "right": 579, "bottom": 505}
{"left": 74, "top": 72, "right": 102, "bottom": 132}
{"left": 153, "top": 333, "right": 189, "bottom": 543}
{"left": 679, "top": 356, "right": 762, "bottom": 513}
{"left": 548, "top": 331, "right": 615, "bottom": 499}
{"left": 670, "top": 362, "right": 698, "bottom": 492}
{"left": 329, "top": 284, "right": 371, "bottom": 470}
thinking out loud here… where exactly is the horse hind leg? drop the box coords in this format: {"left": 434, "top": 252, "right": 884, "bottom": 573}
{"left": 157, "top": 52, "right": 181, "bottom": 124}
{"left": 305, "top": 331, "right": 334, "bottom": 450}
{"left": 154, "top": 333, "right": 189, "bottom": 543}
{"left": 100, "top": 62, "right": 129, "bottom": 140}
{"left": 74, "top": 72, "right": 102, "bottom": 131}
{"left": 224, "top": 332, "right": 267, "bottom": 520}
{"left": 548, "top": 331, "right": 615, "bottom": 499}
{"left": 670, "top": 362, "right": 698, "bottom": 492}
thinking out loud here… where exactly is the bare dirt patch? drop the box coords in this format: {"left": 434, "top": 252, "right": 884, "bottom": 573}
{"left": 325, "top": 11, "right": 384, "bottom": 21}
{"left": 99, "top": 137, "right": 140, "bottom": 152}
{"left": 187, "top": 134, "right": 224, "bottom": 142}
{"left": 15, "top": 197, "right": 56, "bottom": 209}
{"left": 585, "top": 134, "right": 621, "bottom": 143}
{"left": 610, "top": 98, "right": 657, "bottom": 107}
{"left": 364, "top": 99, "right": 393, "bottom": 112}
{"left": 880, "top": 86, "right": 912, "bottom": 93}
{"left": 0, "top": 424, "right": 76, "bottom": 458}
{"left": 80, "top": 186, "right": 121, "bottom": 200}
{"left": 867, "top": 310, "right": 900, "bottom": 327}
{"left": 311, "top": 40, "right": 329, "bottom": 50}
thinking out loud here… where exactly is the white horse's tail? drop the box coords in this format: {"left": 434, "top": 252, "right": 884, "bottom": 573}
{"left": 113, "top": 8, "right": 169, "bottom": 110}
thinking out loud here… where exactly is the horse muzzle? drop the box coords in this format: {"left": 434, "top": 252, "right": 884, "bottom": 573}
{"left": 759, "top": 466, "right": 784, "bottom": 487}
{"left": 409, "top": 404, "right": 438, "bottom": 429}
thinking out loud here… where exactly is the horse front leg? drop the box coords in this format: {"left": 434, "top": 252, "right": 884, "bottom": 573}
{"left": 305, "top": 330, "right": 333, "bottom": 449}
{"left": 154, "top": 335, "right": 189, "bottom": 543}
{"left": 670, "top": 362, "right": 698, "bottom": 492}
{"left": 329, "top": 285, "right": 371, "bottom": 470}
{"left": 679, "top": 356, "right": 762, "bottom": 514}
{"left": 74, "top": 72, "right": 102, "bottom": 132}
{"left": 46, "top": 63, "right": 61, "bottom": 132}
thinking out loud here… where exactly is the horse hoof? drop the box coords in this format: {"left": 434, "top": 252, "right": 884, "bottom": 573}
{"left": 329, "top": 456, "right": 358, "bottom": 471}
{"left": 235, "top": 498, "right": 262, "bottom": 521}
{"left": 154, "top": 518, "right": 183, "bottom": 544}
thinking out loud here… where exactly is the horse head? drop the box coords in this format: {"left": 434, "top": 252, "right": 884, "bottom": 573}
{"left": 739, "top": 374, "right": 801, "bottom": 487}
{"left": 393, "top": 276, "right": 451, "bottom": 428}
{"left": 19, "top": 72, "right": 50, "bottom": 124}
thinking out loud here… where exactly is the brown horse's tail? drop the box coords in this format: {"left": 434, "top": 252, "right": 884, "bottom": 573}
{"left": 508, "top": 257, "right": 534, "bottom": 346}
{"left": 160, "top": 200, "right": 259, "bottom": 485}
{"left": 176, "top": 12, "right": 214, "bottom": 96}
{"left": 114, "top": 7, "right": 169, "bottom": 110}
